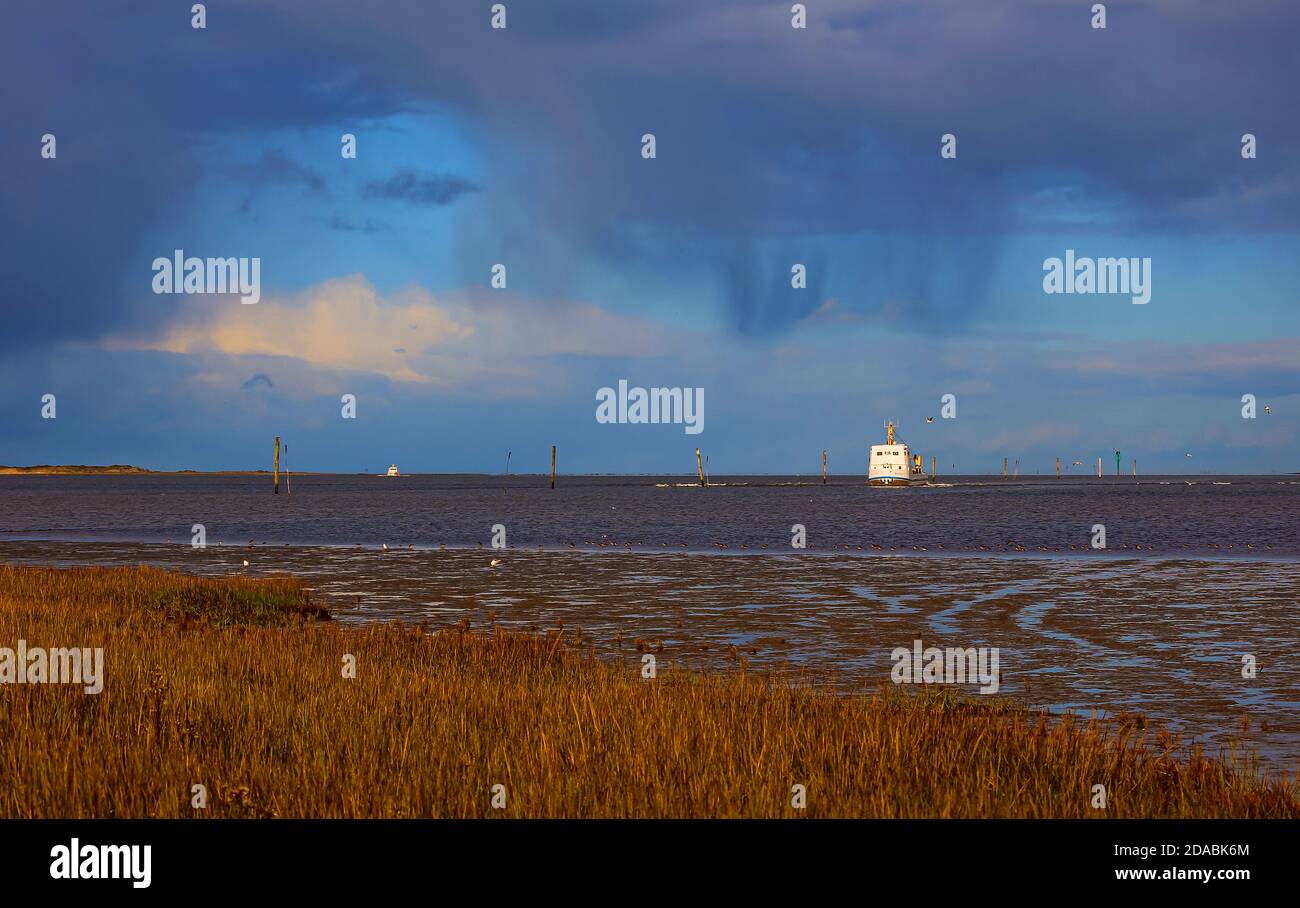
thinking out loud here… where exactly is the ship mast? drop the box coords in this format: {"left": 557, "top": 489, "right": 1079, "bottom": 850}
{"left": 887, "top": 420, "right": 895, "bottom": 445}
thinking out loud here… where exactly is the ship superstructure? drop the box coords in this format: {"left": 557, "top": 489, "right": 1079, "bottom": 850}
{"left": 868, "top": 421, "right": 920, "bottom": 487}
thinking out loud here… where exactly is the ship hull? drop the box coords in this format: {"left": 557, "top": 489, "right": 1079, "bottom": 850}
{"left": 868, "top": 475, "right": 911, "bottom": 487}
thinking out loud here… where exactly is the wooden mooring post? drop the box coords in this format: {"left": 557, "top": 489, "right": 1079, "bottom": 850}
{"left": 696, "top": 448, "right": 706, "bottom": 487}
{"left": 550, "top": 446, "right": 556, "bottom": 489}
{"left": 273, "top": 436, "right": 280, "bottom": 494}
{"left": 822, "top": 449, "right": 827, "bottom": 484}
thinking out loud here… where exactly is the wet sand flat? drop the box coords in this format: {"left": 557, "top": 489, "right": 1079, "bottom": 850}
{"left": 2, "top": 540, "right": 1296, "bottom": 776}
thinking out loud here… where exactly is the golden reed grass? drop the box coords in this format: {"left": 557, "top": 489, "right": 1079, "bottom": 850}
{"left": 1, "top": 564, "right": 1295, "bottom": 818}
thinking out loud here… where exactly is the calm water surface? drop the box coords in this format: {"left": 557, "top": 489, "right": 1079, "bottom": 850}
{"left": 3, "top": 472, "right": 1298, "bottom": 554}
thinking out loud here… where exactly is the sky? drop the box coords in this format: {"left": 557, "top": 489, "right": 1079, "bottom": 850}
{"left": 2, "top": 0, "right": 1298, "bottom": 474}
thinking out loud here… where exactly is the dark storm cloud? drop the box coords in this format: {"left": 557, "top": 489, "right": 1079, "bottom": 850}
{"left": 0, "top": 0, "right": 411, "bottom": 353}
{"left": 361, "top": 170, "right": 479, "bottom": 207}
{"left": 263, "top": 0, "right": 1295, "bottom": 331}
{"left": 3, "top": 0, "right": 1297, "bottom": 346}
{"left": 722, "top": 244, "right": 826, "bottom": 337}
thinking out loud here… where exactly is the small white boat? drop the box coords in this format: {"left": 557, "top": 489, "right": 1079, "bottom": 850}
{"left": 869, "top": 421, "right": 925, "bottom": 487}
{"left": 385, "top": 464, "right": 401, "bottom": 477}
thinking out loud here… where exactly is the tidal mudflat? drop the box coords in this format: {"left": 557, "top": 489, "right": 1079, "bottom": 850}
{"left": 3, "top": 539, "right": 1296, "bottom": 778}
{"left": 2, "top": 563, "right": 1296, "bottom": 818}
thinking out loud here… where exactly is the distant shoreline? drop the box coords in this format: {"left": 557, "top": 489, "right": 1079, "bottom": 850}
{"left": 0, "top": 466, "right": 329, "bottom": 476}
{"left": 0, "top": 466, "right": 286, "bottom": 476}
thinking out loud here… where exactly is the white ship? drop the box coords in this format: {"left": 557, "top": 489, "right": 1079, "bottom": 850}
{"left": 868, "top": 421, "right": 926, "bottom": 487}
{"left": 385, "top": 464, "right": 401, "bottom": 477}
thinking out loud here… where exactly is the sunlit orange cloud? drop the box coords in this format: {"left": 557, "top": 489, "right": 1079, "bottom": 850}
{"left": 105, "top": 274, "right": 675, "bottom": 389}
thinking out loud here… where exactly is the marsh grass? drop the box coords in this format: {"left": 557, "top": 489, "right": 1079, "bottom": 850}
{"left": 1, "top": 564, "right": 1295, "bottom": 818}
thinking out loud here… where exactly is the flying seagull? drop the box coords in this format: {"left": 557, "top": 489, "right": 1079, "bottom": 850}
{"left": 926, "top": 416, "right": 935, "bottom": 424}
{"left": 1263, "top": 405, "right": 1272, "bottom": 414}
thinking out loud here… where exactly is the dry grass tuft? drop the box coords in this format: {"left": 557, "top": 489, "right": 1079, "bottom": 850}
{"left": 1, "top": 565, "right": 1295, "bottom": 818}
